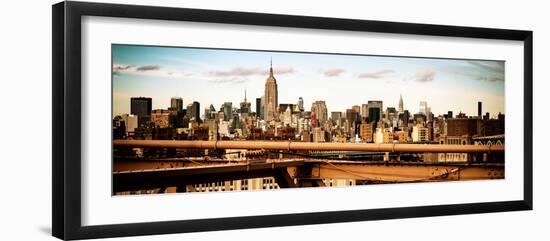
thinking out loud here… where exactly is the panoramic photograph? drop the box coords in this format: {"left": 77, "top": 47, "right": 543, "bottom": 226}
{"left": 111, "top": 44, "right": 505, "bottom": 195}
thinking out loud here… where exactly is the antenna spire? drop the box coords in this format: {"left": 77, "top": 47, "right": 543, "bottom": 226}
{"left": 269, "top": 57, "right": 274, "bottom": 77}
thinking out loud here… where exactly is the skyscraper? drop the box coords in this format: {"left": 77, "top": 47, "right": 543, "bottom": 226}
{"left": 352, "top": 105, "right": 361, "bottom": 116}
{"left": 204, "top": 104, "right": 216, "bottom": 120}
{"left": 368, "top": 107, "right": 381, "bottom": 124}
{"left": 264, "top": 60, "right": 278, "bottom": 121}
{"left": 311, "top": 101, "right": 328, "bottom": 124}
{"left": 331, "top": 111, "right": 342, "bottom": 126}
{"left": 186, "top": 103, "right": 193, "bottom": 118}
{"left": 298, "top": 97, "right": 304, "bottom": 112}
{"left": 478, "top": 101, "right": 482, "bottom": 118}
{"left": 399, "top": 110, "right": 410, "bottom": 127}
{"left": 385, "top": 107, "right": 397, "bottom": 123}
{"left": 255, "top": 97, "right": 263, "bottom": 117}
{"left": 346, "top": 108, "right": 359, "bottom": 124}
{"left": 419, "top": 101, "right": 428, "bottom": 116}
{"left": 240, "top": 89, "right": 251, "bottom": 113}
{"left": 170, "top": 97, "right": 183, "bottom": 112}
{"left": 223, "top": 102, "right": 232, "bottom": 121}
{"left": 361, "top": 104, "right": 369, "bottom": 120}
{"left": 187, "top": 101, "right": 200, "bottom": 122}
{"left": 398, "top": 94, "right": 404, "bottom": 113}
{"left": 367, "top": 100, "right": 383, "bottom": 123}
{"left": 419, "top": 101, "right": 432, "bottom": 122}
{"left": 130, "top": 97, "right": 152, "bottom": 128}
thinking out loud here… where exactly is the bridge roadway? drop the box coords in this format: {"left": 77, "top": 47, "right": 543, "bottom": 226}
{"left": 113, "top": 157, "right": 505, "bottom": 193}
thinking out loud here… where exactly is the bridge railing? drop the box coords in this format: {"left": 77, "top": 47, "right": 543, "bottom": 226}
{"left": 113, "top": 140, "right": 504, "bottom": 153}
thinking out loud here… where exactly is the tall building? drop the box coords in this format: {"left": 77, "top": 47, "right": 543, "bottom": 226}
{"left": 240, "top": 89, "right": 251, "bottom": 113}
{"left": 399, "top": 110, "right": 410, "bottom": 128}
{"left": 367, "top": 100, "right": 384, "bottom": 123}
{"left": 345, "top": 108, "right": 359, "bottom": 124}
{"left": 352, "top": 105, "right": 361, "bottom": 117}
{"left": 398, "top": 94, "right": 404, "bottom": 113}
{"left": 361, "top": 104, "right": 369, "bottom": 119}
{"left": 346, "top": 108, "right": 361, "bottom": 135}
{"left": 191, "top": 104, "right": 200, "bottom": 122}
{"left": 170, "top": 97, "right": 183, "bottom": 112}
{"left": 204, "top": 104, "right": 216, "bottom": 120}
{"left": 331, "top": 111, "right": 342, "bottom": 121}
{"left": 478, "top": 101, "right": 482, "bottom": 118}
{"left": 418, "top": 101, "right": 432, "bottom": 122}
{"left": 186, "top": 103, "right": 193, "bottom": 118}
{"left": 264, "top": 60, "right": 278, "bottom": 121}
{"left": 298, "top": 97, "right": 304, "bottom": 112}
{"left": 187, "top": 101, "right": 200, "bottom": 122}
{"left": 385, "top": 107, "right": 397, "bottom": 125}
{"left": 447, "top": 111, "right": 453, "bottom": 119}
{"left": 331, "top": 111, "right": 342, "bottom": 127}
{"left": 223, "top": 102, "right": 232, "bottom": 121}
{"left": 311, "top": 101, "right": 328, "bottom": 124}
{"left": 367, "top": 100, "right": 383, "bottom": 124}
{"left": 130, "top": 97, "right": 152, "bottom": 128}
{"left": 255, "top": 97, "right": 263, "bottom": 117}
{"left": 419, "top": 101, "right": 429, "bottom": 116}
{"left": 368, "top": 108, "right": 381, "bottom": 125}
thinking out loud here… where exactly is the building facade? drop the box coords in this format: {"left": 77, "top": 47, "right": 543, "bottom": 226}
{"left": 130, "top": 97, "right": 152, "bottom": 127}
{"left": 170, "top": 97, "right": 183, "bottom": 112}
{"left": 412, "top": 124, "right": 430, "bottom": 142}
{"left": 151, "top": 109, "right": 172, "bottom": 128}
{"left": 311, "top": 101, "right": 328, "bottom": 125}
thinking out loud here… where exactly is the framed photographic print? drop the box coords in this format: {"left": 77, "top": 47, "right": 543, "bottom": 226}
{"left": 52, "top": 1, "right": 533, "bottom": 240}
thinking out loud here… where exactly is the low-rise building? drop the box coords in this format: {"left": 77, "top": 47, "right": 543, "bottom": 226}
{"left": 312, "top": 127, "right": 325, "bottom": 143}
{"left": 359, "top": 122, "right": 374, "bottom": 143}
{"left": 412, "top": 124, "right": 430, "bottom": 142}
{"left": 151, "top": 109, "right": 172, "bottom": 128}
{"left": 395, "top": 130, "right": 409, "bottom": 143}
{"left": 375, "top": 128, "right": 394, "bottom": 144}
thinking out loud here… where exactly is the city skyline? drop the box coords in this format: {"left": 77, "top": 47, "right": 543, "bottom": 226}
{"left": 111, "top": 44, "right": 506, "bottom": 195}
{"left": 112, "top": 44, "right": 505, "bottom": 117}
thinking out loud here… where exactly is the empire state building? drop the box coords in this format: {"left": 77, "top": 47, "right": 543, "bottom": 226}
{"left": 264, "top": 60, "right": 278, "bottom": 121}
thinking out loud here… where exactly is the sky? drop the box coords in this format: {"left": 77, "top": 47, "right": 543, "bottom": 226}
{"left": 112, "top": 44, "right": 505, "bottom": 117}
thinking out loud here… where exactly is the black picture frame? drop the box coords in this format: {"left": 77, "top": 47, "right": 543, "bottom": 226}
{"left": 52, "top": 1, "right": 533, "bottom": 240}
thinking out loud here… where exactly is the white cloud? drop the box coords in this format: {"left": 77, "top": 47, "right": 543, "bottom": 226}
{"left": 207, "top": 66, "right": 295, "bottom": 77}
{"left": 112, "top": 64, "right": 194, "bottom": 79}
{"left": 415, "top": 69, "right": 436, "bottom": 82}
{"left": 321, "top": 68, "right": 345, "bottom": 77}
{"left": 358, "top": 69, "right": 395, "bottom": 79}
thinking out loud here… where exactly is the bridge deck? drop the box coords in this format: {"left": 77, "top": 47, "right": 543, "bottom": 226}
{"left": 113, "top": 158, "right": 504, "bottom": 193}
